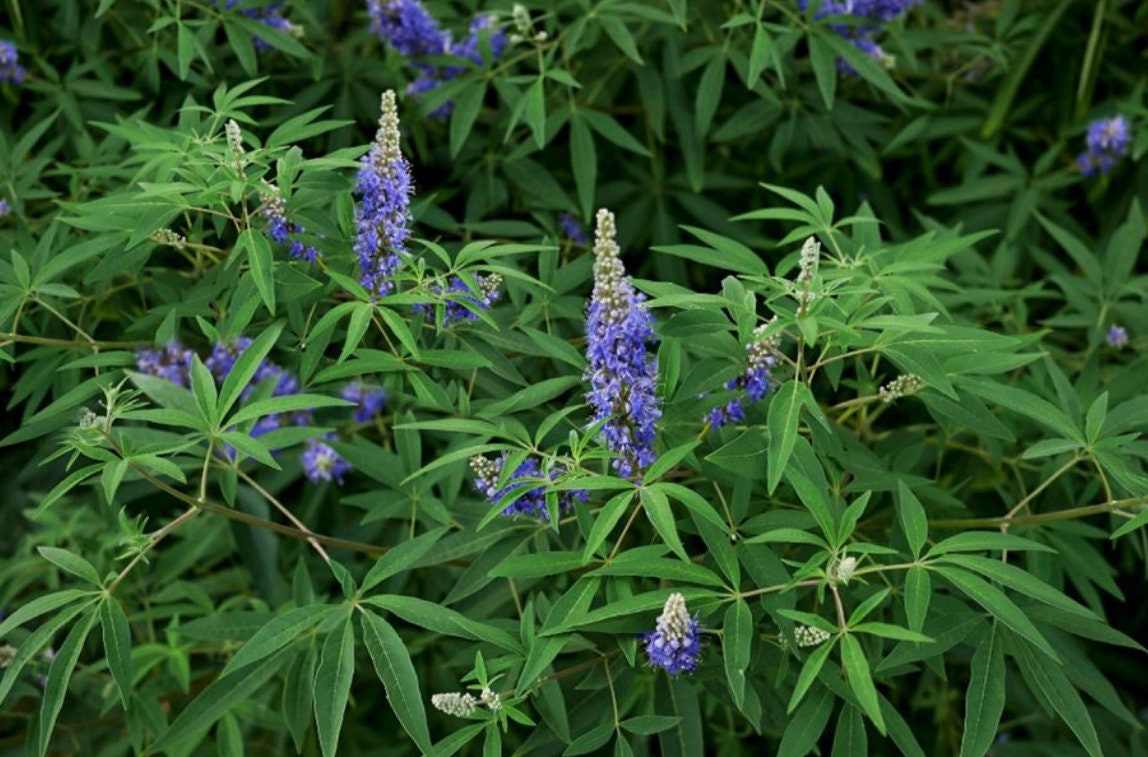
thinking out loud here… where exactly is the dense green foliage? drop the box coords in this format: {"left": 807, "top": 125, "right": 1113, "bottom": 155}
{"left": 2, "top": 0, "right": 1147, "bottom": 755}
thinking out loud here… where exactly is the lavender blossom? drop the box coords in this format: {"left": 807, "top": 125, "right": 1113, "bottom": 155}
{"left": 585, "top": 209, "right": 661, "bottom": 478}
{"left": 136, "top": 343, "right": 196, "bottom": 387}
{"left": 0, "top": 41, "right": 26, "bottom": 85}
{"left": 301, "top": 436, "right": 351, "bottom": 484}
{"left": 260, "top": 182, "right": 320, "bottom": 263}
{"left": 560, "top": 212, "right": 589, "bottom": 244}
{"left": 1106, "top": 325, "right": 1129, "bottom": 349}
{"left": 1077, "top": 115, "right": 1131, "bottom": 177}
{"left": 0, "top": 199, "right": 10, "bottom": 217}
{"left": 641, "top": 593, "right": 701, "bottom": 675}
{"left": 342, "top": 380, "right": 387, "bottom": 423}
{"left": 705, "top": 325, "right": 777, "bottom": 429}
{"left": 206, "top": 338, "right": 311, "bottom": 440}
{"left": 219, "top": 1, "right": 301, "bottom": 50}
{"left": 366, "top": 0, "right": 451, "bottom": 57}
{"left": 367, "top": 2, "right": 506, "bottom": 117}
{"left": 354, "top": 91, "right": 412, "bottom": 298}
{"left": 800, "top": 0, "right": 919, "bottom": 72}
{"left": 470, "top": 454, "right": 587, "bottom": 521}
{"left": 413, "top": 273, "right": 502, "bottom": 325}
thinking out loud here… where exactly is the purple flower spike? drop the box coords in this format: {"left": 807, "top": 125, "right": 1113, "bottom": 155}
{"left": 0, "top": 41, "right": 27, "bottom": 85}
{"left": 366, "top": 0, "right": 451, "bottom": 57}
{"left": 413, "top": 273, "right": 502, "bottom": 326}
{"left": 1078, "top": 115, "right": 1131, "bottom": 177}
{"left": 302, "top": 437, "right": 352, "bottom": 484}
{"left": 1106, "top": 325, "right": 1128, "bottom": 349}
{"left": 641, "top": 593, "right": 701, "bottom": 675}
{"left": 136, "top": 343, "right": 196, "bottom": 387}
{"left": 560, "top": 213, "right": 589, "bottom": 244}
{"left": 470, "top": 454, "right": 587, "bottom": 521}
{"left": 342, "top": 380, "right": 388, "bottom": 423}
{"left": 584, "top": 209, "right": 660, "bottom": 479}
{"left": 703, "top": 324, "right": 777, "bottom": 430}
{"left": 260, "top": 183, "right": 320, "bottom": 263}
{"left": 355, "top": 91, "right": 413, "bottom": 298}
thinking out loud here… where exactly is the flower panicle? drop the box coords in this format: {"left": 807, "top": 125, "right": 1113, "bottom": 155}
{"left": 469, "top": 453, "right": 587, "bottom": 521}
{"left": 259, "top": 181, "right": 320, "bottom": 263}
{"left": 0, "top": 41, "right": 27, "bottom": 85}
{"left": 641, "top": 593, "right": 701, "bottom": 675}
{"left": 354, "top": 90, "right": 413, "bottom": 298}
{"left": 705, "top": 321, "right": 778, "bottom": 430}
{"left": 414, "top": 273, "right": 502, "bottom": 326}
{"left": 1078, "top": 115, "right": 1130, "bottom": 177}
{"left": 584, "top": 209, "right": 661, "bottom": 478}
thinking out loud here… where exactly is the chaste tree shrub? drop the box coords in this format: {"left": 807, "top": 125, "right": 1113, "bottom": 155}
{"left": 1, "top": 0, "right": 1146, "bottom": 755}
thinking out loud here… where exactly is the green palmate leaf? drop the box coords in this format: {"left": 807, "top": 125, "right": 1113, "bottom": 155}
{"left": 1013, "top": 639, "right": 1103, "bottom": 757}
{"left": 361, "top": 527, "right": 450, "bottom": 592}
{"left": 360, "top": 610, "right": 433, "bottom": 754}
{"left": 807, "top": 31, "right": 837, "bottom": 111}
{"left": 589, "top": 555, "right": 725, "bottom": 588}
{"left": 99, "top": 597, "right": 134, "bottom": 709}
{"left": 787, "top": 637, "right": 835, "bottom": 713}
{"left": 582, "top": 490, "right": 635, "bottom": 561}
{"left": 0, "top": 588, "right": 96, "bottom": 639}
{"left": 840, "top": 634, "right": 886, "bottom": 735}
{"left": 722, "top": 600, "right": 753, "bottom": 708}
{"left": 895, "top": 481, "right": 928, "bottom": 558}
{"left": 366, "top": 595, "right": 522, "bottom": 653}
{"left": 36, "top": 609, "right": 99, "bottom": 757}
{"left": 36, "top": 547, "right": 102, "bottom": 587}
{"left": 768, "top": 380, "right": 804, "bottom": 493}
{"left": 570, "top": 114, "right": 596, "bottom": 218}
{"left": 644, "top": 441, "right": 700, "bottom": 483}
{"left": 450, "top": 81, "right": 487, "bottom": 158}
{"left": 314, "top": 616, "right": 356, "bottom": 757}
{"left": 962, "top": 377, "right": 1083, "bottom": 443}
{"left": 241, "top": 229, "right": 276, "bottom": 314}
{"left": 934, "top": 565, "right": 1058, "bottom": 661}
{"left": 222, "top": 604, "right": 335, "bottom": 676}
{"left": 779, "top": 685, "right": 835, "bottom": 757}
{"left": 640, "top": 486, "right": 688, "bottom": 561}
{"left": 217, "top": 323, "right": 284, "bottom": 421}
{"left": 937, "top": 554, "right": 1098, "bottom": 620}
{"left": 928, "top": 531, "right": 1053, "bottom": 556}
{"left": 832, "top": 705, "right": 868, "bottom": 757}
{"left": 960, "top": 625, "right": 1005, "bottom": 757}
{"left": 150, "top": 647, "right": 292, "bottom": 753}
{"left": 903, "top": 567, "right": 930, "bottom": 634}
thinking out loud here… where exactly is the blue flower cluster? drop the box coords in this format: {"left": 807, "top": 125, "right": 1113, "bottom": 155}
{"left": 206, "top": 338, "right": 311, "bottom": 438}
{"left": 136, "top": 343, "right": 196, "bottom": 386}
{"left": 302, "top": 436, "right": 352, "bottom": 484}
{"left": 0, "top": 199, "right": 9, "bottom": 217}
{"left": 260, "top": 183, "right": 319, "bottom": 263}
{"left": 218, "top": 1, "right": 300, "bottom": 50}
{"left": 1077, "top": 115, "right": 1130, "bottom": 177}
{"left": 135, "top": 338, "right": 350, "bottom": 483}
{"left": 470, "top": 454, "right": 587, "bottom": 521}
{"left": 355, "top": 91, "right": 412, "bottom": 298}
{"left": 800, "top": 0, "right": 920, "bottom": 72}
{"left": 413, "top": 273, "right": 502, "bottom": 325}
{"left": 559, "top": 212, "right": 589, "bottom": 245}
{"left": 1107, "top": 325, "right": 1128, "bottom": 349}
{"left": 367, "top": 0, "right": 507, "bottom": 116}
{"left": 584, "top": 209, "right": 660, "bottom": 479}
{"left": 705, "top": 326, "right": 777, "bottom": 429}
{"left": 0, "top": 41, "right": 25, "bottom": 85}
{"left": 642, "top": 593, "right": 701, "bottom": 675}
{"left": 342, "top": 380, "right": 387, "bottom": 423}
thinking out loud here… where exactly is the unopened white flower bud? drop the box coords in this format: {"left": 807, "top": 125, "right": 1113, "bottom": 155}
{"left": 431, "top": 692, "right": 478, "bottom": 717}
